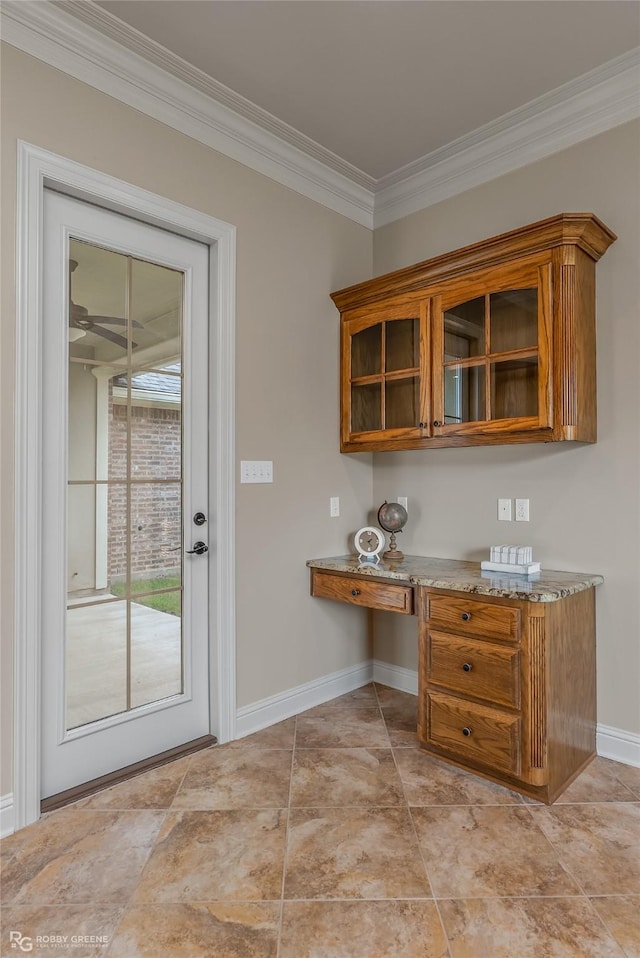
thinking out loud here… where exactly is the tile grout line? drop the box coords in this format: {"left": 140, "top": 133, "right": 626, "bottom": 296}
{"left": 519, "top": 801, "right": 599, "bottom": 899}
{"left": 565, "top": 898, "right": 630, "bottom": 958}
{"left": 377, "top": 682, "right": 454, "bottom": 955}
{"left": 102, "top": 806, "right": 170, "bottom": 957}
{"left": 389, "top": 733, "right": 454, "bottom": 958}
{"left": 275, "top": 710, "right": 297, "bottom": 958}
{"left": 587, "top": 895, "right": 640, "bottom": 957}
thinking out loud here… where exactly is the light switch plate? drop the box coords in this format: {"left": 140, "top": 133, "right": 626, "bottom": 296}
{"left": 498, "top": 498, "right": 512, "bottom": 521}
{"left": 240, "top": 460, "right": 273, "bottom": 483}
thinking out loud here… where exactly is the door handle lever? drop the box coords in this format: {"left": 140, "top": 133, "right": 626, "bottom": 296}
{"left": 186, "top": 541, "right": 209, "bottom": 555}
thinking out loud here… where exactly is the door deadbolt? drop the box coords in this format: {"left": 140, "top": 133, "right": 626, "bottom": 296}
{"left": 193, "top": 512, "right": 207, "bottom": 526}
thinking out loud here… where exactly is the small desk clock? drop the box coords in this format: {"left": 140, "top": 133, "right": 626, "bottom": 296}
{"left": 354, "top": 526, "right": 385, "bottom": 562}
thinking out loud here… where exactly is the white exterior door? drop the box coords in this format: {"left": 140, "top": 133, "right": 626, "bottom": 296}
{"left": 41, "top": 191, "right": 211, "bottom": 797}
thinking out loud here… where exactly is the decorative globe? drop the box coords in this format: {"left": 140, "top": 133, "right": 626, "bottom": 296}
{"left": 377, "top": 501, "right": 408, "bottom": 534}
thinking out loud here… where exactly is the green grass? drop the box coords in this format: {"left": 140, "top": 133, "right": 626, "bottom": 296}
{"left": 111, "top": 576, "right": 181, "bottom": 617}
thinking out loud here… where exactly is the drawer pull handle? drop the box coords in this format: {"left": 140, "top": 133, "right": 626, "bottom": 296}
{"left": 461, "top": 612, "right": 472, "bottom": 621}
{"left": 351, "top": 588, "right": 360, "bottom": 596}
{"left": 462, "top": 662, "right": 473, "bottom": 672}
{"left": 462, "top": 727, "right": 472, "bottom": 737}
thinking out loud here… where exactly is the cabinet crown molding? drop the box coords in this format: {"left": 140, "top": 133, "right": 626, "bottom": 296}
{"left": 331, "top": 213, "right": 617, "bottom": 311}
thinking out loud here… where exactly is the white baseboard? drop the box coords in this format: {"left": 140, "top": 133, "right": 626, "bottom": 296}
{"left": 371, "top": 661, "right": 640, "bottom": 768}
{"left": 372, "top": 659, "right": 418, "bottom": 696}
{"left": 235, "top": 660, "right": 373, "bottom": 739}
{"left": 597, "top": 724, "right": 640, "bottom": 767}
{"left": 1, "top": 794, "right": 15, "bottom": 838}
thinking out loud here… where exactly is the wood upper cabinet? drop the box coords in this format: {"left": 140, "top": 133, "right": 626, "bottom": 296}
{"left": 332, "top": 214, "right": 616, "bottom": 452}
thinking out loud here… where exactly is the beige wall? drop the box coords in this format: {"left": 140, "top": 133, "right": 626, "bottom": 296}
{"left": 0, "top": 45, "right": 373, "bottom": 795}
{"left": 2, "top": 43, "right": 638, "bottom": 801}
{"left": 372, "top": 120, "right": 640, "bottom": 737}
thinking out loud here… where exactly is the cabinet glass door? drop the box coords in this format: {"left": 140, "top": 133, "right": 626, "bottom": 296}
{"left": 435, "top": 268, "right": 550, "bottom": 433}
{"left": 349, "top": 310, "right": 423, "bottom": 435}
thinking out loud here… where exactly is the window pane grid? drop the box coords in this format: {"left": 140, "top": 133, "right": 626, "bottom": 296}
{"left": 66, "top": 237, "right": 184, "bottom": 730}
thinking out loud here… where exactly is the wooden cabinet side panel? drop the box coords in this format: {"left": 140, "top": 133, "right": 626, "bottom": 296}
{"left": 537, "top": 263, "right": 553, "bottom": 429}
{"left": 573, "top": 252, "right": 597, "bottom": 442}
{"left": 545, "top": 589, "right": 597, "bottom": 796}
{"left": 521, "top": 607, "right": 548, "bottom": 785}
{"left": 340, "top": 321, "right": 351, "bottom": 449}
{"left": 418, "top": 626, "right": 429, "bottom": 744}
{"left": 553, "top": 249, "right": 597, "bottom": 443}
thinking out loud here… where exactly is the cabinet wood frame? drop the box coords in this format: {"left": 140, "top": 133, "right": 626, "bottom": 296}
{"left": 308, "top": 564, "right": 598, "bottom": 803}
{"left": 417, "top": 586, "right": 597, "bottom": 804}
{"left": 332, "top": 214, "right": 616, "bottom": 452}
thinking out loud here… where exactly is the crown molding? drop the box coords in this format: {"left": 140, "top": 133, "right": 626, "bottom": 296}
{"left": 2, "top": 2, "right": 639, "bottom": 231}
{"left": 1, "top": 1, "right": 376, "bottom": 228}
{"left": 374, "top": 47, "right": 640, "bottom": 228}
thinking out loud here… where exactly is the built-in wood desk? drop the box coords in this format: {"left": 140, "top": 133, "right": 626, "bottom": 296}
{"left": 308, "top": 555, "right": 603, "bottom": 804}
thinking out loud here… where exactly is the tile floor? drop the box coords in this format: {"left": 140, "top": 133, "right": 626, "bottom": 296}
{"left": 2, "top": 684, "right": 639, "bottom": 957}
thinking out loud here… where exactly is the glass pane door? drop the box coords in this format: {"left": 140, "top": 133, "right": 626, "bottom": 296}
{"left": 66, "top": 238, "right": 184, "bottom": 731}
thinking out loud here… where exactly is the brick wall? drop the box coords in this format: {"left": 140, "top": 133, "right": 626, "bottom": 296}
{"left": 108, "top": 397, "right": 182, "bottom": 584}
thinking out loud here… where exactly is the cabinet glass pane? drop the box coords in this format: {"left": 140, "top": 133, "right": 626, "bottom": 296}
{"left": 351, "top": 383, "right": 381, "bottom": 432}
{"left": 351, "top": 326, "right": 381, "bottom": 378}
{"left": 444, "top": 364, "right": 486, "bottom": 423}
{"left": 385, "top": 318, "right": 419, "bottom": 371}
{"left": 491, "top": 357, "right": 538, "bottom": 420}
{"left": 386, "top": 377, "right": 419, "bottom": 429}
{"left": 490, "top": 289, "right": 537, "bottom": 353}
{"left": 444, "top": 297, "right": 485, "bottom": 359}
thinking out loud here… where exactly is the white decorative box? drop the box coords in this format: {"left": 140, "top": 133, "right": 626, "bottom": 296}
{"left": 490, "top": 545, "right": 533, "bottom": 564}
{"left": 481, "top": 560, "right": 540, "bottom": 576}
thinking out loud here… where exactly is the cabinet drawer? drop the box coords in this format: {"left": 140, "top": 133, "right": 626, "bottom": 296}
{"left": 427, "top": 631, "right": 520, "bottom": 709}
{"left": 311, "top": 570, "right": 413, "bottom": 614}
{"left": 426, "top": 594, "right": 520, "bottom": 640}
{"left": 425, "top": 690, "right": 520, "bottom": 775}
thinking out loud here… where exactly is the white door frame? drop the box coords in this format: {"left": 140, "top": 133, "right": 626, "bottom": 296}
{"left": 13, "top": 140, "right": 237, "bottom": 830}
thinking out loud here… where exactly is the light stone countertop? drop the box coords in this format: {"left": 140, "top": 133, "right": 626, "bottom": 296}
{"left": 306, "top": 555, "right": 604, "bottom": 603}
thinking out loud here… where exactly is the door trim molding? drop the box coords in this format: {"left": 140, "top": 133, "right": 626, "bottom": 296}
{"left": 14, "top": 140, "right": 237, "bottom": 831}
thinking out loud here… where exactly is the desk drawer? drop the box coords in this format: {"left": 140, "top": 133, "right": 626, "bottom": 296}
{"left": 311, "top": 570, "right": 413, "bottom": 614}
{"left": 426, "top": 593, "right": 520, "bottom": 640}
{"left": 425, "top": 690, "right": 521, "bottom": 775}
{"left": 428, "top": 631, "right": 520, "bottom": 709}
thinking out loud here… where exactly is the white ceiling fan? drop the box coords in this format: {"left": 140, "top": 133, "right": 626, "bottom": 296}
{"left": 69, "top": 258, "right": 142, "bottom": 348}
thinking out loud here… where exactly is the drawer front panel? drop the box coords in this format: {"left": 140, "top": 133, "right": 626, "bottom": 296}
{"left": 426, "top": 594, "right": 520, "bottom": 640}
{"left": 426, "top": 691, "right": 521, "bottom": 775}
{"left": 428, "top": 631, "right": 520, "bottom": 709}
{"left": 312, "top": 570, "right": 414, "bottom": 614}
